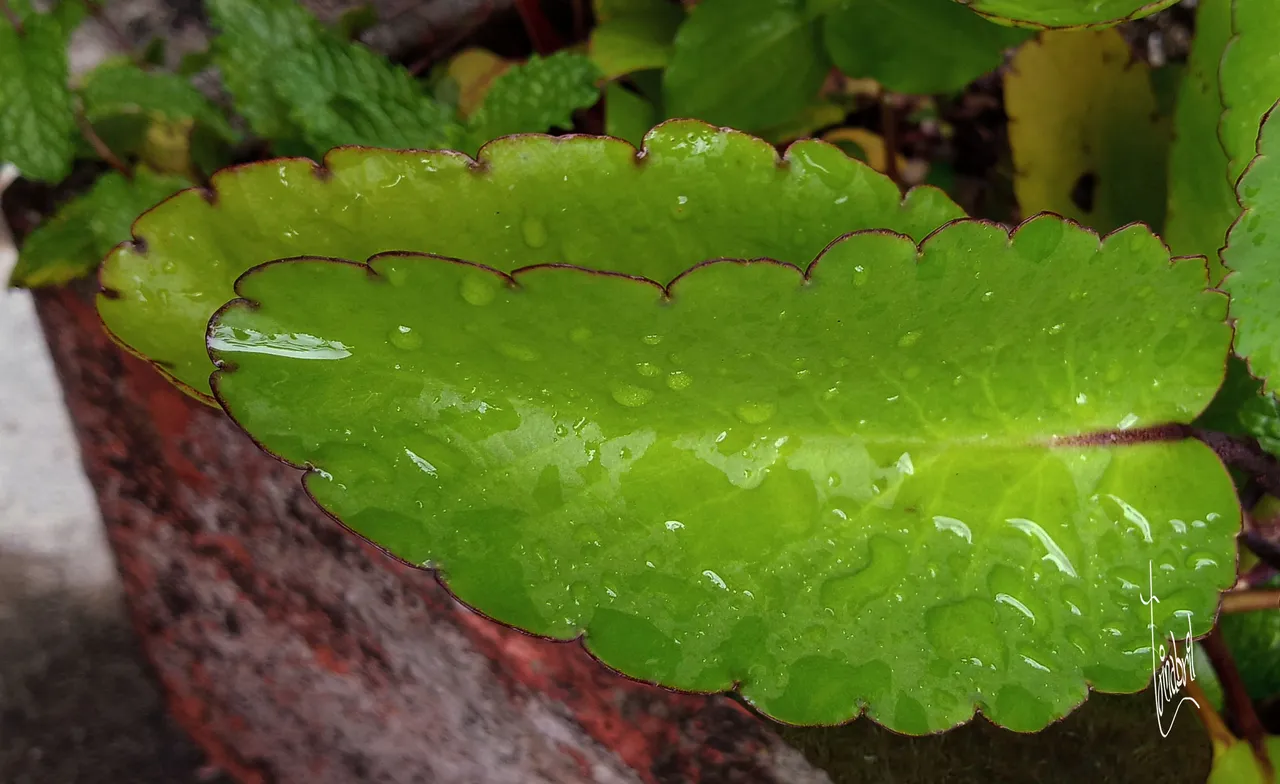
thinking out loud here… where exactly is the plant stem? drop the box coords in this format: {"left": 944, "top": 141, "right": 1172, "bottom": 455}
{"left": 513, "top": 0, "right": 561, "bottom": 55}
{"left": 85, "top": 0, "right": 140, "bottom": 61}
{"left": 1186, "top": 677, "right": 1235, "bottom": 747}
{"left": 879, "top": 90, "right": 902, "bottom": 189}
{"left": 0, "top": 0, "right": 24, "bottom": 34}
{"left": 1223, "top": 588, "right": 1280, "bottom": 614}
{"left": 1195, "top": 429, "right": 1280, "bottom": 499}
{"left": 1202, "top": 626, "right": 1273, "bottom": 776}
{"left": 76, "top": 111, "right": 131, "bottom": 179}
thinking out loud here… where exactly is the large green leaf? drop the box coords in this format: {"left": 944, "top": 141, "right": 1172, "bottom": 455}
{"left": 1006, "top": 29, "right": 1169, "bottom": 234}
{"left": 98, "top": 121, "right": 964, "bottom": 401}
{"left": 10, "top": 169, "right": 190, "bottom": 288}
{"left": 954, "top": 0, "right": 1177, "bottom": 28}
{"left": 1164, "top": 0, "right": 1235, "bottom": 284}
{"left": 1220, "top": 0, "right": 1280, "bottom": 185}
{"left": 0, "top": 1, "right": 77, "bottom": 182}
{"left": 662, "top": 0, "right": 829, "bottom": 132}
{"left": 207, "top": 211, "right": 1235, "bottom": 733}
{"left": 1223, "top": 105, "right": 1280, "bottom": 392}
{"left": 823, "top": 0, "right": 1031, "bottom": 96}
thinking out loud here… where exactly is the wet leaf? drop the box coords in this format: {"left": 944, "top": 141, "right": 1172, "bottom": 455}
{"left": 822, "top": 128, "right": 906, "bottom": 176}
{"left": 757, "top": 101, "right": 847, "bottom": 145}
{"left": 1164, "top": 0, "right": 1235, "bottom": 285}
{"left": 823, "top": 0, "right": 1031, "bottom": 95}
{"left": 955, "top": 0, "right": 1178, "bottom": 28}
{"left": 663, "top": 0, "right": 829, "bottom": 131}
{"left": 589, "top": 0, "right": 684, "bottom": 80}
{"left": 1219, "top": 0, "right": 1280, "bottom": 185}
{"left": 9, "top": 169, "right": 190, "bottom": 288}
{"left": 1006, "top": 29, "right": 1170, "bottom": 234}
{"left": 98, "top": 121, "right": 964, "bottom": 400}
{"left": 209, "top": 210, "right": 1234, "bottom": 733}
{"left": 1223, "top": 106, "right": 1280, "bottom": 392}
{"left": 0, "top": 2, "right": 77, "bottom": 182}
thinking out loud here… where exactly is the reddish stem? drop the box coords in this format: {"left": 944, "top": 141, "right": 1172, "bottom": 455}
{"left": 513, "top": 0, "right": 561, "bottom": 54}
{"left": 1203, "top": 626, "right": 1272, "bottom": 777}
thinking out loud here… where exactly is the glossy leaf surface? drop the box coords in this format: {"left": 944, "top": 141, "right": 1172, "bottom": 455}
{"left": 209, "top": 213, "right": 1236, "bottom": 733}
{"left": 464, "top": 53, "right": 602, "bottom": 153}
{"left": 823, "top": 0, "right": 1031, "bottom": 95}
{"left": 1006, "top": 29, "right": 1169, "bottom": 234}
{"left": 98, "top": 121, "right": 964, "bottom": 400}
{"left": 954, "top": 0, "right": 1177, "bottom": 28}
{"left": 1219, "top": 0, "right": 1280, "bottom": 184}
{"left": 1223, "top": 106, "right": 1280, "bottom": 392}
{"left": 1164, "top": 0, "right": 1235, "bottom": 284}
{"left": 662, "top": 0, "right": 829, "bottom": 131}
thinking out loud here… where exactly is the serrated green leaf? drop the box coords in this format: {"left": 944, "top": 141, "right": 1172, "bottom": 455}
{"left": 206, "top": 0, "right": 323, "bottom": 143}
{"left": 662, "top": 0, "right": 830, "bottom": 132}
{"left": 589, "top": 3, "right": 684, "bottom": 80}
{"left": 466, "top": 52, "right": 602, "bottom": 152}
{"left": 605, "top": 82, "right": 658, "bottom": 147}
{"left": 99, "top": 121, "right": 963, "bottom": 400}
{"left": 272, "top": 34, "right": 461, "bottom": 153}
{"left": 954, "top": 0, "right": 1178, "bottom": 28}
{"left": 209, "top": 211, "right": 1233, "bottom": 733}
{"left": 823, "top": 0, "right": 1031, "bottom": 95}
{"left": 1006, "top": 29, "right": 1170, "bottom": 234}
{"left": 9, "top": 169, "right": 190, "bottom": 288}
{"left": 1223, "top": 106, "right": 1280, "bottom": 393}
{"left": 1164, "top": 0, "right": 1235, "bottom": 285}
{"left": 1220, "top": 0, "right": 1280, "bottom": 186}
{"left": 79, "top": 59, "right": 238, "bottom": 143}
{"left": 0, "top": 7, "right": 77, "bottom": 182}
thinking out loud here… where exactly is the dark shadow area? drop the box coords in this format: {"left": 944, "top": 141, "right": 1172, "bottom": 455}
{"left": 0, "top": 550, "right": 229, "bottom": 784}
{"left": 776, "top": 689, "right": 1212, "bottom": 783}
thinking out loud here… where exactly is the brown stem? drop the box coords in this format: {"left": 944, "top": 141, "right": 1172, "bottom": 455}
{"left": 1195, "top": 428, "right": 1280, "bottom": 500}
{"left": 879, "top": 90, "right": 902, "bottom": 189}
{"left": 1223, "top": 588, "right": 1280, "bottom": 614}
{"left": 408, "top": 0, "right": 497, "bottom": 76}
{"left": 1202, "top": 626, "right": 1273, "bottom": 777}
{"left": 513, "top": 0, "right": 561, "bottom": 55}
{"left": 0, "top": 0, "right": 24, "bottom": 34}
{"left": 76, "top": 111, "right": 131, "bottom": 179}
{"left": 1186, "top": 677, "right": 1236, "bottom": 748}
{"left": 85, "top": 0, "right": 140, "bottom": 60}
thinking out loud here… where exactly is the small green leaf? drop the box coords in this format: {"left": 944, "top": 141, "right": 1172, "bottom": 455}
{"left": 954, "top": 0, "right": 1178, "bottom": 28}
{"left": 98, "top": 121, "right": 964, "bottom": 400}
{"left": 1223, "top": 105, "right": 1280, "bottom": 392}
{"left": 823, "top": 0, "right": 1032, "bottom": 95}
{"left": 9, "top": 169, "right": 190, "bottom": 288}
{"left": 466, "top": 53, "right": 602, "bottom": 152}
{"left": 757, "top": 100, "right": 847, "bottom": 145}
{"left": 589, "top": 2, "right": 684, "bottom": 80}
{"left": 0, "top": 5, "right": 77, "bottom": 182}
{"left": 1220, "top": 0, "right": 1280, "bottom": 185}
{"left": 79, "top": 58, "right": 239, "bottom": 143}
{"left": 1208, "top": 736, "right": 1280, "bottom": 784}
{"left": 1006, "top": 28, "right": 1170, "bottom": 234}
{"left": 209, "top": 211, "right": 1234, "bottom": 733}
{"left": 663, "top": 0, "right": 830, "bottom": 132}
{"left": 593, "top": 0, "right": 674, "bottom": 23}
{"left": 1164, "top": 0, "right": 1235, "bottom": 284}
{"left": 271, "top": 34, "right": 461, "bottom": 153}
{"left": 605, "top": 82, "right": 658, "bottom": 147}
{"left": 207, "top": 0, "right": 323, "bottom": 143}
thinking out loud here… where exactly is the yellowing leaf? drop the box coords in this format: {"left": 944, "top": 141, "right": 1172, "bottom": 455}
{"left": 1006, "top": 29, "right": 1170, "bottom": 234}
{"left": 445, "top": 48, "right": 513, "bottom": 119}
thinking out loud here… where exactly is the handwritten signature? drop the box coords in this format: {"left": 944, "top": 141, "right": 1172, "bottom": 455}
{"left": 1140, "top": 560, "right": 1198, "bottom": 737}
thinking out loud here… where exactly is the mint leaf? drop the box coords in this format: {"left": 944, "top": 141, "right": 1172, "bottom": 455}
{"left": 80, "top": 58, "right": 238, "bottom": 143}
{"left": 466, "top": 52, "right": 602, "bottom": 152}
{"left": 9, "top": 168, "right": 190, "bottom": 288}
{"left": 0, "top": 5, "right": 77, "bottom": 182}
